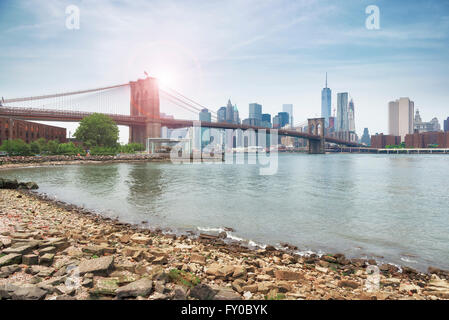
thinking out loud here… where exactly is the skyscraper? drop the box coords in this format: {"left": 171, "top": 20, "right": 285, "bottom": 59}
{"left": 321, "top": 73, "right": 331, "bottom": 127}
{"left": 348, "top": 99, "right": 355, "bottom": 132}
{"left": 361, "top": 128, "right": 371, "bottom": 146}
{"left": 389, "top": 97, "right": 414, "bottom": 141}
{"left": 262, "top": 114, "right": 272, "bottom": 128}
{"left": 199, "top": 108, "right": 211, "bottom": 122}
{"left": 278, "top": 112, "right": 290, "bottom": 128}
{"left": 225, "top": 99, "right": 234, "bottom": 124}
{"left": 217, "top": 107, "right": 226, "bottom": 123}
{"left": 282, "top": 104, "right": 293, "bottom": 126}
{"left": 249, "top": 103, "right": 262, "bottom": 122}
{"left": 336, "top": 92, "right": 349, "bottom": 132}
{"left": 444, "top": 117, "right": 449, "bottom": 132}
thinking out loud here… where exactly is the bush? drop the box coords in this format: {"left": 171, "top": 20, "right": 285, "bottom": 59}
{"left": 30, "top": 141, "right": 41, "bottom": 155}
{"left": 0, "top": 139, "right": 32, "bottom": 156}
{"left": 90, "top": 146, "right": 119, "bottom": 156}
{"left": 57, "top": 142, "right": 83, "bottom": 155}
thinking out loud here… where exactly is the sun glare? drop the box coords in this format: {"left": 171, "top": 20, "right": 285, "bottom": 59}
{"left": 157, "top": 72, "right": 174, "bottom": 87}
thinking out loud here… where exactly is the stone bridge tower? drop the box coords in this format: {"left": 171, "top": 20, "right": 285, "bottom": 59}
{"left": 308, "top": 118, "right": 325, "bottom": 154}
{"left": 129, "top": 77, "right": 161, "bottom": 144}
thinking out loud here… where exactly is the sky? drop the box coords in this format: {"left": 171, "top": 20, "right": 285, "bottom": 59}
{"left": 1, "top": 0, "right": 449, "bottom": 143}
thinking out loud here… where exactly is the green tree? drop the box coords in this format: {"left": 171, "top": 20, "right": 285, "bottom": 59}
{"left": 57, "top": 142, "right": 82, "bottom": 155}
{"left": 74, "top": 113, "right": 119, "bottom": 148}
{"left": 47, "top": 140, "right": 59, "bottom": 155}
{"left": 0, "top": 139, "right": 31, "bottom": 156}
{"left": 30, "top": 141, "right": 41, "bottom": 155}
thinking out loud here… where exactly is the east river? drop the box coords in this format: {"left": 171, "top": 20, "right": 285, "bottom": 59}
{"left": 2, "top": 153, "right": 448, "bottom": 271}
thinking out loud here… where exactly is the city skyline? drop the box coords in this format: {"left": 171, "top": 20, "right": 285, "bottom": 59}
{"left": 1, "top": 0, "right": 449, "bottom": 143}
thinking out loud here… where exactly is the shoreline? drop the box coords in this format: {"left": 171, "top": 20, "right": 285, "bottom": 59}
{"left": 1, "top": 189, "right": 449, "bottom": 300}
{"left": 0, "top": 154, "right": 171, "bottom": 170}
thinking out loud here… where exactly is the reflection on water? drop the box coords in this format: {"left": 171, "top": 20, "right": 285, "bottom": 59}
{"left": 2, "top": 154, "right": 449, "bottom": 271}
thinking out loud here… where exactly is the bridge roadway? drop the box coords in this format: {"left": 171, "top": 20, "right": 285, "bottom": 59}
{"left": 0, "top": 106, "right": 361, "bottom": 147}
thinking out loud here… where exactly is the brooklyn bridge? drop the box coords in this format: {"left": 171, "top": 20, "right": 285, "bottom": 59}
{"left": 0, "top": 77, "right": 361, "bottom": 154}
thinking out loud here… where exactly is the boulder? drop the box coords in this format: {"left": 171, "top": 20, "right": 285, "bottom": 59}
{"left": 190, "top": 253, "right": 206, "bottom": 265}
{"left": 22, "top": 254, "right": 39, "bottom": 266}
{"left": 78, "top": 256, "right": 114, "bottom": 276}
{"left": 11, "top": 286, "right": 47, "bottom": 300}
{"left": 190, "top": 284, "right": 217, "bottom": 300}
{"left": 338, "top": 280, "right": 360, "bottom": 289}
{"left": 0, "top": 253, "right": 22, "bottom": 267}
{"left": 274, "top": 270, "right": 303, "bottom": 281}
{"left": 213, "top": 287, "right": 242, "bottom": 300}
{"left": 116, "top": 278, "right": 153, "bottom": 299}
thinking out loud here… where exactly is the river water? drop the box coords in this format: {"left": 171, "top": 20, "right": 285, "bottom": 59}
{"left": 2, "top": 154, "right": 448, "bottom": 271}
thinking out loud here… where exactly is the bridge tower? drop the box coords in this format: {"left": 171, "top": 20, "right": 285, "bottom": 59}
{"left": 307, "top": 118, "right": 325, "bottom": 154}
{"left": 129, "top": 77, "right": 161, "bottom": 144}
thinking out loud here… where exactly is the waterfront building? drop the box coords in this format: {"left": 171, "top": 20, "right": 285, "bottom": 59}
{"left": 282, "top": 104, "right": 293, "bottom": 127}
{"left": 361, "top": 128, "right": 371, "bottom": 146}
{"left": 0, "top": 116, "right": 66, "bottom": 146}
{"left": 321, "top": 73, "right": 331, "bottom": 127}
{"left": 388, "top": 97, "right": 414, "bottom": 141}
{"left": 405, "top": 131, "right": 449, "bottom": 148}
{"left": 414, "top": 110, "right": 441, "bottom": 133}
{"left": 217, "top": 107, "right": 226, "bottom": 123}
{"left": 370, "top": 133, "right": 401, "bottom": 148}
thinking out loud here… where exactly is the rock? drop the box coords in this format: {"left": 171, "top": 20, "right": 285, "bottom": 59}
{"left": 322, "top": 255, "right": 337, "bottom": 263}
{"left": 257, "top": 282, "right": 274, "bottom": 294}
{"left": 130, "top": 235, "right": 152, "bottom": 245}
{"left": 399, "top": 283, "right": 421, "bottom": 294}
{"left": 205, "top": 264, "right": 234, "bottom": 279}
{"left": 0, "top": 265, "right": 21, "bottom": 278}
{"left": 242, "top": 284, "right": 258, "bottom": 293}
{"left": 243, "top": 291, "right": 253, "bottom": 299}
{"left": 2, "top": 243, "right": 38, "bottom": 255}
{"left": 190, "top": 253, "right": 206, "bottom": 265}
{"left": 149, "top": 292, "right": 167, "bottom": 300}
{"left": 424, "top": 275, "right": 449, "bottom": 299}
{"left": 11, "top": 286, "right": 47, "bottom": 300}
{"left": 381, "top": 278, "right": 401, "bottom": 287}
{"left": 0, "top": 253, "right": 22, "bottom": 267}
{"left": 338, "top": 280, "right": 360, "bottom": 289}
{"left": 82, "top": 246, "right": 105, "bottom": 256}
{"left": 0, "top": 283, "right": 19, "bottom": 299}
{"left": 233, "top": 266, "right": 247, "bottom": 279}
{"left": 39, "top": 253, "right": 55, "bottom": 266}
{"left": 78, "top": 256, "right": 114, "bottom": 276}
{"left": 173, "top": 285, "right": 188, "bottom": 300}
{"left": 152, "top": 256, "right": 168, "bottom": 265}
{"left": 316, "top": 266, "right": 329, "bottom": 273}
{"left": 190, "top": 284, "right": 217, "bottom": 300}
{"left": 22, "top": 254, "right": 39, "bottom": 265}
{"left": 277, "top": 281, "right": 292, "bottom": 293}
{"left": 92, "top": 277, "right": 120, "bottom": 296}
{"left": 116, "top": 278, "right": 153, "bottom": 299}
{"left": 274, "top": 270, "right": 303, "bottom": 281}
{"left": 265, "top": 245, "right": 276, "bottom": 252}
{"left": 213, "top": 287, "right": 242, "bottom": 300}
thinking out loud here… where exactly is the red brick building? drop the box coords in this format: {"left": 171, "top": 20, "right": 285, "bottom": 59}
{"left": 0, "top": 117, "right": 66, "bottom": 146}
{"left": 405, "top": 131, "right": 449, "bottom": 148}
{"left": 370, "top": 133, "right": 401, "bottom": 148}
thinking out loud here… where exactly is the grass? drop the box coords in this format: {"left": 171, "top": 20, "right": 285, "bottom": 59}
{"left": 0, "top": 253, "right": 5, "bottom": 258}
{"left": 168, "top": 269, "right": 201, "bottom": 288}
{"left": 265, "top": 293, "right": 286, "bottom": 300}
{"left": 91, "top": 255, "right": 99, "bottom": 259}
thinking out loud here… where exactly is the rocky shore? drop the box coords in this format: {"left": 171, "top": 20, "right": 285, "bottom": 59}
{"left": 0, "top": 154, "right": 169, "bottom": 170}
{"left": 1, "top": 189, "right": 449, "bottom": 300}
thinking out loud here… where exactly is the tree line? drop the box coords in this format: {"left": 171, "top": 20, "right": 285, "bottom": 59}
{"left": 0, "top": 113, "right": 145, "bottom": 156}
